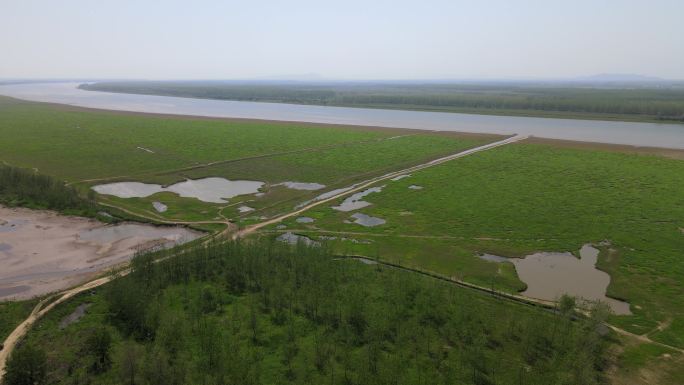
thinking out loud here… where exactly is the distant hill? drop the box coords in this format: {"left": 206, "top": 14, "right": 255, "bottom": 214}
{"left": 574, "top": 73, "right": 667, "bottom": 83}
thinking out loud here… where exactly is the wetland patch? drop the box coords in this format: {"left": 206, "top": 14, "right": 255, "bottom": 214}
{"left": 350, "top": 213, "right": 386, "bottom": 227}
{"left": 93, "top": 177, "right": 264, "bottom": 204}
{"left": 277, "top": 181, "right": 326, "bottom": 191}
{"left": 479, "top": 244, "right": 630, "bottom": 315}
{"left": 332, "top": 186, "right": 384, "bottom": 212}
{"left": 296, "top": 217, "right": 315, "bottom": 223}
{"left": 276, "top": 232, "right": 320, "bottom": 247}
{"left": 152, "top": 201, "right": 168, "bottom": 213}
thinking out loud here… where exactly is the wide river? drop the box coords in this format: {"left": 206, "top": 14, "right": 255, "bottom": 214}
{"left": 1, "top": 82, "right": 684, "bottom": 149}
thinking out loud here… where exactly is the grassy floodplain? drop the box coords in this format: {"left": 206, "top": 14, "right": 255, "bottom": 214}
{"left": 276, "top": 141, "right": 684, "bottom": 347}
{"left": 0, "top": 96, "right": 494, "bottom": 223}
{"left": 1, "top": 94, "right": 684, "bottom": 383}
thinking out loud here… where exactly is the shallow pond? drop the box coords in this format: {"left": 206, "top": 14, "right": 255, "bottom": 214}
{"left": 332, "top": 186, "right": 384, "bottom": 212}
{"left": 59, "top": 303, "right": 92, "bottom": 329}
{"left": 93, "top": 177, "right": 264, "bottom": 204}
{"left": 238, "top": 205, "right": 255, "bottom": 213}
{"left": 479, "top": 244, "right": 630, "bottom": 315}
{"left": 350, "top": 213, "right": 386, "bottom": 227}
{"left": 152, "top": 201, "right": 168, "bottom": 212}
{"left": 277, "top": 181, "right": 326, "bottom": 191}
{"left": 276, "top": 232, "right": 320, "bottom": 246}
{"left": 0, "top": 219, "right": 28, "bottom": 233}
{"left": 296, "top": 217, "right": 315, "bottom": 223}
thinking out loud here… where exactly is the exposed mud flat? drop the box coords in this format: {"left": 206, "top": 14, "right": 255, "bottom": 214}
{"left": 93, "top": 177, "right": 264, "bottom": 204}
{"left": 0, "top": 206, "right": 202, "bottom": 301}
{"left": 479, "top": 244, "right": 631, "bottom": 315}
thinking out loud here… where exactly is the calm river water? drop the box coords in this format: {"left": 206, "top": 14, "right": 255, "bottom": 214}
{"left": 1, "top": 82, "right": 683, "bottom": 149}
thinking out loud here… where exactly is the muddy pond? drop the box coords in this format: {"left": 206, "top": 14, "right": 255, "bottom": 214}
{"left": 479, "top": 244, "right": 630, "bottom": 315}
{"left": 0, "top": 206, "right": 202, "bottom": 301}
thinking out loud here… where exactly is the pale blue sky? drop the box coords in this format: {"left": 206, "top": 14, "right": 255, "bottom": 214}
{"left": 2, "top": 0, "right": 683, "bottom": 80}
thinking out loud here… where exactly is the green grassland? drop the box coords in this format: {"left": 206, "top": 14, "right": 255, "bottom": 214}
{"left": 0, "top": 96, "right": 492, "bottom": 223}
{"left": 277, "top": 142, "right": 684, "bottom": 345}
{"left": 0, "top": 299, "right": 38, "bottom": 342}
{"left": 0, "top": 96, "right": 389, "bottom": 182}
{"left": 86, "top": 133, "right": 490, "bottom": 223}
{"left": 3, "top": 94, "right": 684, "bottom": 383}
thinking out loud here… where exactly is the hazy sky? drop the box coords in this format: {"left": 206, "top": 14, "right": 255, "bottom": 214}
{"left": 2, "top": 0, "right": 683, "bottom": 80}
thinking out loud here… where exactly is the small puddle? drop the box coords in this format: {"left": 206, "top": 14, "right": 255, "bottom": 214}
{"left": 59, "top": 303, "right": 92, "bottom": 329}
{"left": 276, "top": 232, "right": 320, "bottom": 246}
{"left": 479, "top": 244, "right": 631, "bottom": 315}
{"left": 152, "top": 201, "right": 167, "bottom": 213}
{"left": 350, "top": 213, "right": 386, "bottom": 227}
{"left": 479, "top": 254, "right": 509, "bottom": 263}
{"left": 332, "top": 186, "right": 384, "bottom": 212}
{"left": 296, "top": 217, "right": 315, "bottom": 223}
{"left": 93, "top": 177, "right": 264, "bottom": 204}
{"left": 238, "top": 205, "right": 255, "bottom": 213}
{"left": 319, "top": 236, "right": 373, "bottom": 244}
{"left": 277, "top": 181, "right": 326, "bottom": 191}
{"left": 0, "top": 219, "right": 28, "bottom": 233}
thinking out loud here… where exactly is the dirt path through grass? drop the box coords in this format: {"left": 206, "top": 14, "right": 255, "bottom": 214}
{"left": 231, "top": 135, "right": 527, "bottom": 239}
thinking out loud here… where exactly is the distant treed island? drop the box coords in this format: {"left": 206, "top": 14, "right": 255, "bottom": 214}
{"left": 81, "top": 81, "right": 684, "bottom": 123}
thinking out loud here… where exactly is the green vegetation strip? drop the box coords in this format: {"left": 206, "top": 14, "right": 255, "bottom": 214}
{"left": 82, "top": 81, "right": 684, "bottom": 123}
{"left": 7, "top": 240, "right": 611, "bottom": 385}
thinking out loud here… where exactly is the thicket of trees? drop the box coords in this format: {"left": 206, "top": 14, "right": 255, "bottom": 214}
{"left": 82, "top": 81, "right": 684, "bottom": 121}
{"left": 0, "top": 165, "right": 98, "bottom": 216}
{"left": 8, "top": 239, "right": 612, "bottom": 385}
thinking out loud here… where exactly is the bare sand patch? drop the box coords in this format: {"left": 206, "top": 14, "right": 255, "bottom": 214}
{"left": 0, "top": 206, "right": 202, "bottom": 301}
